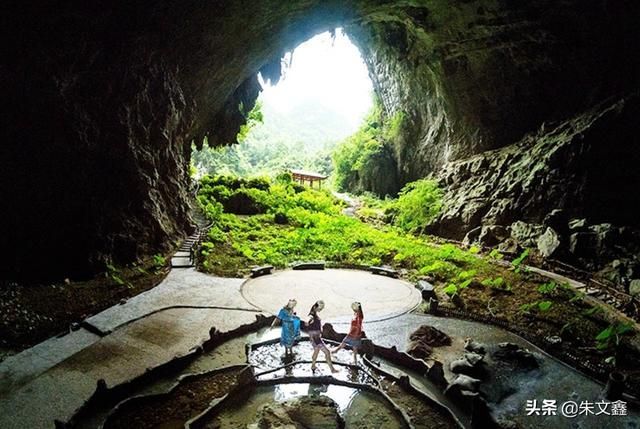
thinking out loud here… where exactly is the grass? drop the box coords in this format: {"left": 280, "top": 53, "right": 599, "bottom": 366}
{"left": 195, "top": 174, "right": 640, "bottom": 385}
{"left": 196, "top": 174, "right": 482, "bottom": 281}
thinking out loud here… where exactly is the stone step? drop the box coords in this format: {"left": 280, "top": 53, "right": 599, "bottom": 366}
{"left": 171, "top": 256, "right": 192, "bottom": 264}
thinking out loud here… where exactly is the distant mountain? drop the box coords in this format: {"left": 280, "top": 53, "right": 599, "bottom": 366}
{"left": 246, "top": 98, "right": 359, "bottom": 152}
{"left": 192, "top": 95, "right": 368, "bottom": 178}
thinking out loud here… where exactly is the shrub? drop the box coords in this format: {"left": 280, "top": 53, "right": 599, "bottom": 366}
{"left": 391, "top": 179, "right": 443, "bottom": 233}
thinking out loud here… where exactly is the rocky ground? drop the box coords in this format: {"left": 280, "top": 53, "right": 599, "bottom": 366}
{"left": 428, "top": 96, "right": 640, "bottom": 300}
{"left": 425, "top": 263, "right": 640, "bottom": 396}
{"left": 0, "top": 258, "right": 169, "bottom": 360}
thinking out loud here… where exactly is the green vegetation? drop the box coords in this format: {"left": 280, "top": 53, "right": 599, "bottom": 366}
{"left": 481, "top": 276, "right": 512, "bottom": 292}
{"left": 388, "top": 179, "right": 443, "bottom": 233}
{"left": 194, "top": 173, "right": 638, "bottom": 377}
{"left": 152, "top": 254, "right": 167, "bottom": 272}
{"left": 596, "top": 322, "right": 634, "bottom": 366}
{"left": 192, "top": 99, "right": 351, "bottom": 178}
{"left": 196, "top": 174, "right": 482, "bottom": 280}
{"left": 331, "top": 100, "right": 405, "bottom": 196}
{"left": 332, "top": 103, "right": 385, "bottom": 192}
{"left": 106, "top": 263, "right": 129, "bottom": 288}
{"left": 511, "top": 249, "right": 530, "bottom": 273}
{"left": 351, "top": 179, "right": 444, "bottom": 234}
{"left": 519, "top": 300, "right": 554, "bottom": 313}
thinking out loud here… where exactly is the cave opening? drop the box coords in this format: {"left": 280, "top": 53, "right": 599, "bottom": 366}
{"left": 4, "top": 3, "right": 640, "bottom": 427}
{"left": 191, "top": 29, "right": 374, "bottom": 181}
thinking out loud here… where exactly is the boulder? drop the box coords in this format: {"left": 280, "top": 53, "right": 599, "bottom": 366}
{"left": 464, "top": 338, "right": 487, "bottom": 355}
{"left": 497, "top": 238, "right": 519, "bottom": 254}
{"left": 407, "top": 325, "right": 451, "bottom": 359}
{"left": 407, "top": 341, "right": 433, "bottom": 359}
{"left": 569, "top": 218, "right": 588, "bottom": 231}
{"left": 450, "top": 357, "right": 475, "bottom": 374}
{"left": 417, "top": 279, "right": 436, "bottom": 301}
{"left": 543, "top": 209, "right": 568, "bottom": 235}
{"left": 445, "top": 374, "right": 482, "bottom": 394}
{"left": 465, "top": 352, "right": 485, "bottom": 366}
{"left": 463, "top": 225, "right": 510, "bottom": 247}
{"left": 492, "top": 342, "right": 539, "bottom": 370}
{"left": 450, "top": 352, "right": 486, "bottom": 378}
{"left": 251, "top": 395, "right": 345, "bottom": 429}
{"left": 629, "top": 279, "right": 640, "bottom": 297}
{"left": 286, "top": 396, "right": 345, "bottom": 429}
{"left": 426, "top": 360, "right": 448, "bottom": 388}
{"left": 510, "top": 221, "right": 546, "bottom": 248}
{"left": 409, "top": 325, "right": 452, "bottom": 347}
{"left": 536, "top": 227, "right": 561, "bottom": 258}
{"left": 569, "top": 232, "right": 599, "bottom": 258}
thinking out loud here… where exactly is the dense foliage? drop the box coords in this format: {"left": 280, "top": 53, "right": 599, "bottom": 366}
{"left": 388, "top": 179, "right": 444, "bottom": 233}
{"left": 331, "top": 101, "right": 403, "bottom": 196}
{"left": 196, "top": 174, "right": 480, "bottom": 279}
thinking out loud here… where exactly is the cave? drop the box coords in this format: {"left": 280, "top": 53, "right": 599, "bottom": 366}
{"left": 3, "top": 2, "right": 640, "bottom": 427}
{"left": 3, "top": 0, "right": 639, "bottom": 281}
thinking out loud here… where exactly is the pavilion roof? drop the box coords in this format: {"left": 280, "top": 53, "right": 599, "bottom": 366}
{"left": 289, "top": 169, "right": 328, "bottom": 180}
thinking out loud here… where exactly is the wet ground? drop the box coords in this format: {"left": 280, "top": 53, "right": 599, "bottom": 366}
{"left": 75, "top": 331, "right": 456, "bottom": 429}
{"left": 206, "top": 383, "right": 406, "bottom": 429}
{"left": 340, "top": 313, "right": 640, "bottom": 429}
{"left": 70, "top": 317, "right": 640, "bottom": 429}
{"left": 5, "top": 266, "right": 640, "bottom": 429}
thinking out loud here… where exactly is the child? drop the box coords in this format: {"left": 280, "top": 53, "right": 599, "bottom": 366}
{"left": 332, "top": 301, "right": 363, "bottom": 364}
{"left": 271, "top": 299, "right": 299, "bottom": 356}
{"left": 307, "top": 300, "right": 338, "bottom": 373}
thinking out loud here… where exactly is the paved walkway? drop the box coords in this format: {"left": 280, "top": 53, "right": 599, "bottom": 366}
{"left": 242, "top": 269, "right": 421, "bottom": 322}
{"left": 0, "top": 267, "right": 420, "bottom": 428}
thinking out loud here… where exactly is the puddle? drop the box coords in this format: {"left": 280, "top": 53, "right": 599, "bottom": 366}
{"left": 205, "top": 383, "right": 406, "bottom": 429}
{"left": 249, "top": 340, "right": 376, "bottom": 384}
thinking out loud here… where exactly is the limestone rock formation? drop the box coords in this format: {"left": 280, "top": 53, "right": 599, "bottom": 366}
{"left": 3, "top": 1, "right": 639, "bottom": 279}
{"left": 429, "top": 96, "right": 640, "bottom": 239}
{"left": 407, "top": 325, "right": 452, "bottom": 358}
{"left": 491, "top": 342, "right": 538, "bottom": 370}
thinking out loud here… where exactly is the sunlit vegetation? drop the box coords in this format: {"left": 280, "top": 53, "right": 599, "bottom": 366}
{"left": 195, "top": 173, "right": 637, "bottom": 374}
{"left": 331, "top": 100, "right": 407, "bottom": 194}
{"left": 196, "top": 174, "right": 482, "bottom": 280}
{"left": 192, "top": 100, "right": 343, "bottom": 178}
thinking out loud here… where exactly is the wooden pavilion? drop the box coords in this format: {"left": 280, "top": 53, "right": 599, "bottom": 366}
{"left": 289, "top": 169, "right": 328, "bottom": 189}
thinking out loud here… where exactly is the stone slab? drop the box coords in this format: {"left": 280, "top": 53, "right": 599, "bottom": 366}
{"left": 85, "top": 268, "right": 257, "bottom": 333}
{"left": 0, "top": 308, "right": 265, "bottom": 429}
{"left": 0, "top": 327, "right": 101, "bottom": 395}
{"left": 241, "top": 268, "right": 421, "bottom": 323}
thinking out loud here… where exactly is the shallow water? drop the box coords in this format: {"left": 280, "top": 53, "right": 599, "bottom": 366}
{"left": 249, "top": 340, "right": 376, "bottom": 385}
{"left": 208, "top": 383, "right": 406, "bottom": 429}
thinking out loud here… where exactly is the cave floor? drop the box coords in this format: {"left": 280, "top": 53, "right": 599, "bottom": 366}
{"left": 0, "top": 268, "right": 418, "bottom": 428}
{"left": 0, "top": 267, "right": 637, "bottom": 428}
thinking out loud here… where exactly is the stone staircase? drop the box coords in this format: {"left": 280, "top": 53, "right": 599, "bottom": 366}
{"left": 170, "top": 203, "right": 210, "bottom": 269}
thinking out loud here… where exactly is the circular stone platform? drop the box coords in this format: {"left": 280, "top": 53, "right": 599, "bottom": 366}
{"left": 241, "top": 269, "right": 421, "bottom": 322}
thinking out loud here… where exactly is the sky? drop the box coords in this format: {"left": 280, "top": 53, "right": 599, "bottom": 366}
{"left": 258, "top": 29, "right": 373, "bottom": 132}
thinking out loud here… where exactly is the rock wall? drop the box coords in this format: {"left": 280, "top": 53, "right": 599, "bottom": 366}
{"left": 428, "top": 94, "right": 640, "bottom": 275}
{"left": 2, "top": 0, "right": 639, "bottom": 279}
{"left": 347, "top": 1, "right": 640, "bottom": 185}
{"left": 430, "top": 95, "right": 640, "bottom": 238}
